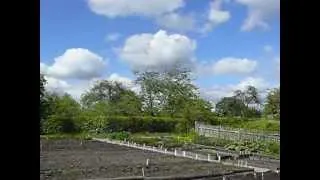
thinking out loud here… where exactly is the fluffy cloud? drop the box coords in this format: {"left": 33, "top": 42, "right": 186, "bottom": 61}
{"left": 88, "top": 0, "right": 184, "bottom": 18}
{"left": 108, "top": 73, "right": 141, "bottom": 93}
{"left": 44, "top": 76, "right": 71, "bottom": 95}
{"left": 105, "top": 33, "right": 121, "bottom": 42}
{"left": 119, "top": 30, "right": 196, "bottom": 70}
{"left": 235, "top": 0, "right": 280, "bottom": 31}
{"left": 42, "top": 48, "right": 107, "bottom": 80}
{"left": 201, "top": 0, "right": 231, "bottom": 33}
{"left": 198, "top": 57, "right": 257, "bottom": 75}
{"left": 40, "top": 62, "right": 48, "bottom": 74}
{"left": 155, "top": 13, "right": 195, "bottom": 32}
{"left": 201, "top": 77, "right": 273, "bottom": 102}
{"left": 43, "top": 73, "right": 139, "bottom": 101}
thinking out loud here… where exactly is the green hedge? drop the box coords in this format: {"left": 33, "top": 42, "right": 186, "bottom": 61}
{"left": 106, "top": 116, "right": 185, "bottom": 133}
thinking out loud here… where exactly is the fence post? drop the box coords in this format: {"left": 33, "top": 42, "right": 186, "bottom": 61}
{"left": 196, "top": 154, "right": 198, "bottom": 160}
{"left": 208, "top": 154, "right": 210, "bottom": 161}
{"left": 183, "top": 151, "right": 186, "bottom": 157}
{"left": 174, "top": 149, "right": 177, "bottom": 156}
{"left": 142, "top": 168, "right": 145, "bottom": 177}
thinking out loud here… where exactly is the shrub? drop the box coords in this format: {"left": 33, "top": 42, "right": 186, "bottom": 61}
{"left": 43, "top": 115, "right": 80, "bottom": 134}
{"left": 106, "top": 116, "right": 182, "bottom": 133}
{"left": 108, "top": 131, "right": 131, "bottom": 140}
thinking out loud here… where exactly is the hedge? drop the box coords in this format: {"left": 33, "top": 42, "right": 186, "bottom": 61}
{"left": 106, "top": 116, "right": 185, "bottom": 133}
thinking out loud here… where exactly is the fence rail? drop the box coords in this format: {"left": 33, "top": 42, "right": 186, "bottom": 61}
{"left": 195, "top": 121, "right": 280, "bottom": 142}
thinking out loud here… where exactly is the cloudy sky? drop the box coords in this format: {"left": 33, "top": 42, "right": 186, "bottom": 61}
{"left": 40, "top": 0, "right": 280, "bottom": 101}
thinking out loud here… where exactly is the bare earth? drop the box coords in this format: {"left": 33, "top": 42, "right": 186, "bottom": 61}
{"left": 40, "top": 139, "right": 279, "bottom": 180}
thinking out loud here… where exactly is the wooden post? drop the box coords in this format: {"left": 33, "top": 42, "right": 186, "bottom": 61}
{"left": 196, "top": 154, "right": 198, "bottom": 160}
{"left": 208, "top": 154, "right": 210, "bottom": 161}
{"left": 165, "top": 149, "right": 167, "bottom": 154}
{"left": 183, "top": 151, "right": 186, "bottom": 157}
{"left": 146, "top": 159, "right": 149, "bottom": 166}
{"left": 174, "top": 149, "right": 177, "bottom": 156}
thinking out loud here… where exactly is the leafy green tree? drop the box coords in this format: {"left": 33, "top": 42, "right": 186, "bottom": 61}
{"left": 135, "top": 71, "right": 163, "bottom": 116}
{"left": 81, "top": 80, "right": 125, "bottom": 108}
{"left": 264, "top": 87, "right": 280, "bottom": 120}
{"left": 216, "top": 97, "right": 246, "bottom": 117}
{"left": 43, "top": 94, "right": 81, "bottom": 134}
{"left": 81, "top": 80, "right": 142, "bottom": 116}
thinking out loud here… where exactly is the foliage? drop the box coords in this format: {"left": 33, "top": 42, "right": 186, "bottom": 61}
{"left": 216, "top": 97, "right": 246, "bottom": 117}
{"left": 264, "top": 87, "right": 280, "bottom": 120}
{"left": 106, "top": 116, "right": 182, "bottom": 133}
{"left": 215, "top": 117, "right": 279, "bottom": 132}
{"left": 107, "top": 131, "right": 131, "bottom": 140}
{"left": 40, "top": 74, "right": 47, "bottom": 133}
{"left": 43, "top": 94, "right": 81, "bottom": 134}
{"left": 224, "top": 141, "right": 280, "bottom": 157}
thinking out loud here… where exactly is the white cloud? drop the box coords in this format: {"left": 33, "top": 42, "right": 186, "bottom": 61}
{"left": 88, "top": 0, "right": 184, "bottom": 18}
{"left": 43, "top": 73, "right": 141, "bottom": 101}
{"left": 200, "top": 57, "right": 257, "bottom": 75}
{"left": 119, "top": 30, "right": 196, "bottom": 70}
{"left": 156, "top": 13, "right": 195, "bottom": 32}
{"left": 108, "top": 73, "right": 141, "bottom": 94}
{"left": 44, "top": 76, "right": 71, "bottom": 95}
{"left": 264, "top": 45, "right": 273, "bottom": 53}
{"left": 235, "top": 0, "right": 280, "bottom": 31}
{"left": 201, "top": 0, "right": 231, "bottom": 33}
{"left": 105, "top": 33, "right": 121, "bottom": 42}
{"left": 40, "top": 62, "right": 48, "bottom": 74}
{"left": 201, "top": 77, "right": 273, "bottom": 102}
{"left": 43, "top": 48, "right": 107, "bottom": 80}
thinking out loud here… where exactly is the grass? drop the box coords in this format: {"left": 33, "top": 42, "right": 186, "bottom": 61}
{"left": 216, "top": 118, "right": 280, "bottom": 133}
{"left": 40, "top": 132, "right": 93, "bottom": 140}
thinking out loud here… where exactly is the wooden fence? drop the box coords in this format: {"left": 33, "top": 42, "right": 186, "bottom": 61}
{"left": 194, "top": 121, "right": 280, "bottom": 142}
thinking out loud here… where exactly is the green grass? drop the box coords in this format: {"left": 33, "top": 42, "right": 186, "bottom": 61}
{"left": 216, "top": 118, "right": 279, "bottom": 133}
{"left": 40, "top": 132, "right": 93, "bottom": 140}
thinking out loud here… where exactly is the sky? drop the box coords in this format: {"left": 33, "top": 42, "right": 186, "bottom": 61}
{"left": 40, "top": 0, "right": 280, "bottom": 102}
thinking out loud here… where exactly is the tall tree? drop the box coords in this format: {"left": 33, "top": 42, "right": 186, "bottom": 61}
{"left": 81, "top": 80, "right": 142, "bottom": 116}
{"left": 134, "top": 71, "right": 163, "bottom": 116}
{"left": 43, "top": 94, "right": 82, "bottom": 134}
{"left": 264, "top": 87, "right": 280, "bottom": 120}
{"left": 81, "top": 80, "right": 125, "bottom": 108}
{"left": 40, "top": 74, "right": 47, "bottom": 133}
{"left": 216, "top": 97, "right": 246, "bottom": 117}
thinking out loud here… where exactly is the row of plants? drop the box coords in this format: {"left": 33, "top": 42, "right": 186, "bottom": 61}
{"left": 95, "top": 131, "right": 279, "bottom": 157}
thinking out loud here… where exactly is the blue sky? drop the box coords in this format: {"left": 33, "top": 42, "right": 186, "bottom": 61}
{"left": 40, "top": 0, "right": 280, "bottom": 101}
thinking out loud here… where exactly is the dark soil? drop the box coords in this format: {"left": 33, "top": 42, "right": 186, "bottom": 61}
{"left": 40, "top": 139, "right": 279, "bottom": 180}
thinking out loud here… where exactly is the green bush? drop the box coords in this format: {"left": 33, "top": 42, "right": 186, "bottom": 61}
{"left": 108, "top": 131, "right": 131, "bottom": 140}
{"left": 43, "top": 115, "right": 80, "bottom": 134}
{"left": 106, "top": 116, "right": 183, "bottom": 133}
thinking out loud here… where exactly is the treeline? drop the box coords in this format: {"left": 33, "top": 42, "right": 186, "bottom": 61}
{"left": 40, "top": 67, "right": 280, "bottom": 135}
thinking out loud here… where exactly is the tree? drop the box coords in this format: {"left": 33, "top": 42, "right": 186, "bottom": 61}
{"left": 233, "top": 86, "right": 261, "bottom": 117}
{"left": 81, "top": 80, "right": 125, "bottom": 108}
{"left": 216, "top": 97, "right": 246, "bottom": 117}
{"left": 161, "top": 67, "right": 198, "bottom": 117}
{"left": 245, "top": 86, "right": 260, "bottom": 106}
{"left": 40, "top": 74, "right": 47, "bottom": 133}
{"left": 134, "top": 71, "right": 163, "bottom": 116}
{"left": 43, "top": 94, "right": 81, "bottom": 134}
{"left": 81, "top": 80, "right": 142, "bottom": 116}
{"left": 264, "top": 87, "right": 280, "bottom": 120}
